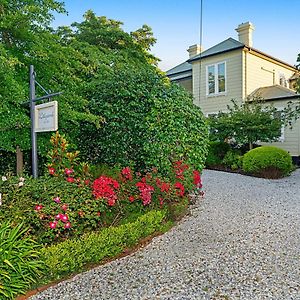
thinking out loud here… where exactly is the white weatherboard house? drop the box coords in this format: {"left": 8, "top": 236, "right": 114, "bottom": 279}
{"left": 167, "top": 22, "right": 300, "bottom": 162}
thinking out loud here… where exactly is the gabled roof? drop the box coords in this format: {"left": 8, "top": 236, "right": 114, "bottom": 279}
{"left": 250, "top": 85, "right": 299, "bottom": 101}
{"left": 166, "top": 38, "right": 244, "bottom": 77}
{"left": 188, "top": 38, "right": 244, "bottom": 62}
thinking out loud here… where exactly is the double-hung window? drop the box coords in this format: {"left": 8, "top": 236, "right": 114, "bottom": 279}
{"left": 206, "top": 62, "right": 226, "bottom": 95}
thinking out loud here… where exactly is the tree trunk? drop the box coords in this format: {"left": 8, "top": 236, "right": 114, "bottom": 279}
{"left": 16, "top": 146, "right": 23, "bottom": 175}
{"left": 249, "top": 141, "right": 253, "bottom": 150}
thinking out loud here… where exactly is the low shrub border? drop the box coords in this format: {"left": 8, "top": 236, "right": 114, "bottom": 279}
{"left": 39, "top": 209, "right": 169, "bottom": 283}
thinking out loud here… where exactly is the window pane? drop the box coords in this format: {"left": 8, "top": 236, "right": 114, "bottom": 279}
{"left": 218, "top": 63, "right": 225, "bottom": 93}
{"left": 208, "top": 65, "right": 215, "bottom": 94}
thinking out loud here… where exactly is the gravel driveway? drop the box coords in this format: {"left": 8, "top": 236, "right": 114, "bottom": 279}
{"left": 30, "top": 169, "right": 300, "bottom": 300}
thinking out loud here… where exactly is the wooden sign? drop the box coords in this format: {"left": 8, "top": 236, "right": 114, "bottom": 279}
{"left": 35, "top": 101, "right": 58, "bottom": 132}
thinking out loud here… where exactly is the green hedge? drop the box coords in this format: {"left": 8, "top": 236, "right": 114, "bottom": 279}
{"left": 40, "top": 210, "right": 169, "bottom": 281}
{"left": 243, "top": 146, "right": 293, "bottom": 178}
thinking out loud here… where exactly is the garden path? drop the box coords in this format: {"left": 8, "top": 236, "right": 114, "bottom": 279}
{"left": 30, "top": 169, "right": 300, "bottom": 300}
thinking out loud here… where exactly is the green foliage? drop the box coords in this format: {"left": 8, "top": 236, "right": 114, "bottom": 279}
{"left": 40, "top": 210, "right": 168, "bottom": 281}
{"left": 0, "top": 222, "right": 44, "bottom": 299}
{"left": 222, "top": 150, "right": 243, "bottom": 170}
{"left": 208, "top": 99, "right": 283, "bottom": 149}
{"left": 205, "top": 141, "right": 231, "bottom": 167}
{"left": 83, "top": 67, "right": 208, "bottom": 173}
{"left": 242, "top": 146, "right": 293, "bottom": 178}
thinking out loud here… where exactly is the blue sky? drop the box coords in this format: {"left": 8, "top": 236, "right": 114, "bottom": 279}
{"left": 53, "top": 0, "right": 300, "bottom": 71}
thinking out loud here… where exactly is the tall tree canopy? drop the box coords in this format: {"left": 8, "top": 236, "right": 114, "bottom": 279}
{"left": 0, "top": 2, "right": 208, "bottom": 174}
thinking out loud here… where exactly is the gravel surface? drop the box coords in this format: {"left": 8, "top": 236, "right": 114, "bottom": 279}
{"left": 30, "top": 169, "right": 300, "bottom": 300}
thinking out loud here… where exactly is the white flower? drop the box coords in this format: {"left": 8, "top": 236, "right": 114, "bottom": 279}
{"left": 2, "top": 176, "right": 7, "bottom": 182}
{"left": 19, "top": 177, "right": 25, "bottom": 182}
{"left": 18, "top": 181, "right": 24, "bottom": 187}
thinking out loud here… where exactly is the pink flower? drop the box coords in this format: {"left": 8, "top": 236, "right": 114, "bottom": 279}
{"left": 61, "top": 204, "right": 68, "bottom": 211}
{"left": 48, "top": 167, "right": 55, "bottom": 175}
{"left": 60, "top": 214, "right": 68, "bottom": 223}
{"left": 107, "top": 198, "right": 116, "bottom": 206}
{"left": 64, "top": 222, "right": 71, "bottom": 229}
{"left": 66, "top": 177, "right": 75, "bottom": 183}
{"left": 55, "top": 214, "right": 62, "bottom": 220}
{"left": 35, "top": 205, "right": 43, "bottom": 211}
{"left": 49, "top": 221, "right": 57, "bottom": 229}
{"left": 65, "top": 168, "right": 73, "bottom": 176}
{"left": 53, "top": 196, "right": 61, "bottom": 203}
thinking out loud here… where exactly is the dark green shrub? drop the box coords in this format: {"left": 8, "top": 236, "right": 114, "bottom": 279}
{"left": 222, "top": 150, "right": 243, "bottom": 170}
{"left": 0, "top": 222, "right": 44, "bottom": 299}
{"left": 243, "top": 146, "right": 293, "bottom": 178}
{"left": 81, "top": 67, "right": 209, "bottom": 173}
{"left": 205, "top": 141, "right": 231, "bottom": 167}
{"left": 40, "top": 210, "right": 168, "bottom": 281}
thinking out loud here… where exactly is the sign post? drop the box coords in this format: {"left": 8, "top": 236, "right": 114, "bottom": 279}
{"left": 29, "top": 65, "right": 38, "bottom": 178}
{"left": 29, "top": 65, "right": 61, "bottom": 178}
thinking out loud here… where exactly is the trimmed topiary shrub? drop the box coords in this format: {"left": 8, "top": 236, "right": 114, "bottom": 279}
{"left": 205, "top": 141, "right": 231, "bottom": 167}
{"left": 242, "top": 146, "right": 293, "bottom": 178}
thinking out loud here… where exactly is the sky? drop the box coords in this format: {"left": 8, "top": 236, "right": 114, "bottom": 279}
{"left": 52, "top": 0, "right": 300, "bottom": 71}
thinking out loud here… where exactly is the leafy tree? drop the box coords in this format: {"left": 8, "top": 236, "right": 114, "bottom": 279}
{"left": 208, "top": 98, "right": 300, "bottom": 150}
{"left": 210, "top": 99, "right": 282, "bottom": 149}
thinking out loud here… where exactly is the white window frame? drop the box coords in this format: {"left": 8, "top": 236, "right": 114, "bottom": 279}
{"left": 206, "top": 61, "right": 227, "bottom": 96}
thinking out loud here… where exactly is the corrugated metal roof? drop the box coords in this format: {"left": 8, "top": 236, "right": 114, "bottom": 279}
{"left": 250, "top": 85, "right": 298, "bottom": 100}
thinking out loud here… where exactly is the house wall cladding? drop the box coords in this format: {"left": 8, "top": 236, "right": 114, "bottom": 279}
{"left": 259, "top": 98, "right": 300, "bottom": 156}
{"left": 192, "top": 49, "right": 243, "bottom": 115}
{"left": 244, "top": 51, "right": 295, "bottom": 97}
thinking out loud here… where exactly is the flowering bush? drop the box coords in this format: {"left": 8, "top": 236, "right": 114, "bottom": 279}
{"left": 0, "top": 133, "right": 204, "bottom": 245}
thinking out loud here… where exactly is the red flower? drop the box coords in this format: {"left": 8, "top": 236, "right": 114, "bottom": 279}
{"left": 49, "top": 221, "right": 57, "bottom": 229}
{"left": 65, "top": 168, "right": 73, "bottom": 176}
{"left": 173, "top": 160, "right": 189, "bottom": 180}
{"left": 97, "top": 211, "right": 101, "bottom": 217}
{"left": 160, "top": 182, "right": 170, "bottom": 193}
{"left": 35, "top": 204, "right": 43, "bottom": 211}
{"left": 174, "top": 182, "right": 185, "bottom": 197}
{"left": 159, "top": 197, "right": 164, "bottom": 207}
{"left": 55, "top": 214, "right": 62, "bottom": 220}
{"left": 136, "top": 181, "right": 154, "bottom": 205}
{"left": 129, "top": 196, "right": 135, "bottom": 203}
{"left": 60, "top": 214, "right": 68, "bottom": 223}
{"left": 92, "top": 176, "right": 120, "bottom": 206}
{"left": 48, "top": 167, "right": 55, "bottom": 175}
{"left": 64, "top": 222, "right": 71, "bottom": 229}
{"left": 84, "top": 179, "right": 90, "bottom": 185}
{"left": 193, "top": 170, "right": 202, "bottom": 188}
{"left": 67, "top": 177, "right": 75, "bottom": 183}
{"left": 61, "top": 204, "right": 68, "bottom": 211}
{"left": 107, "top": 198, "right": 116, "bottom": 206}
{"left": 121, "top": 167, "right": 133, "bottom": 181}
{"left": 78, "top": 211, "right": 84, "bottom": 217}
{"left": 155, "top": 178, "right": 161, "bottom": 187}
